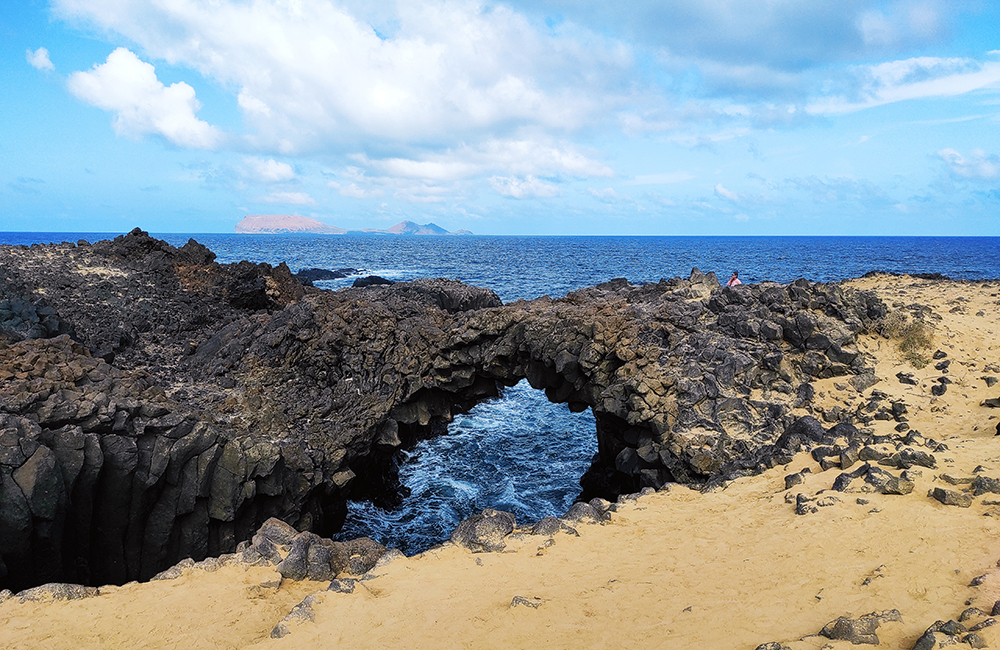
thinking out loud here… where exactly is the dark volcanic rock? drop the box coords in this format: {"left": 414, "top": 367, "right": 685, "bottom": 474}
{"left": 294, "top": 267, "right": 362, "bottom": 284}
{"left": 820, "top": 610, "right": 901, "bottom": 645}
{"left": 0, "top": 232, "right": 888, "bottom": 590}
{"left": 352, "top": 275, "right": 394, "bottom": 288}
{"left": 450, "top": 508, "right": 516, "bottom": 553}
{"left": 931, "top": 487, "right": 973, "bottom": 508}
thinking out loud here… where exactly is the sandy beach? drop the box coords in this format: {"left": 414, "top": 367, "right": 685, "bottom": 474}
{"left": 3, "top": 274, "right": 1000, "bottom": 650}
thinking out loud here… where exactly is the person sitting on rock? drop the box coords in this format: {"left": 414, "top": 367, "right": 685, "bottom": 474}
{"left": 726, "top": 271, "right": 742, "bottom": 286}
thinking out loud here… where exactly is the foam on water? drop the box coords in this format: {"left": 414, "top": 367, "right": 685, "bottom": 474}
{"left": 334, "top": 380, "right": 597, "bottom": 553}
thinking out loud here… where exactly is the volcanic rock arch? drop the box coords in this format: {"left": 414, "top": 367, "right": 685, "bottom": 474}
{"left": 0, "top": 231, "right": 887, "bottom": 590}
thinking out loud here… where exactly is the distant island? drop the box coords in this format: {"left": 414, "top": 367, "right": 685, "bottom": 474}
{"left": 236, "top": 215, "right": 472, "bottom": 236}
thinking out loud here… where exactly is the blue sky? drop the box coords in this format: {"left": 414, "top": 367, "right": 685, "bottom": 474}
{"left": 2, "top": 0, "right": 999, "bottom": 235}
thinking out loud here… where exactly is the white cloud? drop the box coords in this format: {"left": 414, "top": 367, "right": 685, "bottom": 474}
{"left": 328, "top": 180, "right": 384, "bottom": 199}
{"left": 53, "top": 0, "right": 631, "bottom": 153}
{"left": 490, "top": 175, "right": 559, "bottom": 199}
{"left": 858, "top": 1, "right": 943, "bottom": 50}
{"left": 589, "top": 186, "right": 629, "bottom": 204}
{"left": 808, "top": 57, "right": 1000, "bottom": 115}
{"left": 365, "top": 158, "right": 480, "bottom": 182}
{"left": 714, "top": 183, "right": 740, "bottom": 202}
{"left": 26, "top": 47, "right": 54, "bottom": 71}
{"left": 356, "top": 138, "right": 612, "bottom": 183}
{"left": 937, "top": 148, "right": 1000, "bottom": 181}
{"left": 67, "top": 48, "right": 222, "bottom": 149}
{"left": 261, "top": 191, "right": 316, "bottom": 205}
{"left": 244, "top": 157, "right": 295, "bottom": 182}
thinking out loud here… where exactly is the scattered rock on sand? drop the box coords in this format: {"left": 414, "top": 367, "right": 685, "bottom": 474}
{"left": 529, "top": 517, "right": 579, "bottom": 536}
{"left": 784, "top": 468, "right": 811, "bottom": 489}
{"left": 930, "top": 487, "right": 973, "bottom": 508}
{"left": 15, "top": 582, "right": 99, "bottom": 602}
{"left": 450, "top": 508, "right": 516, "bottom": 552}
{"left": 270, "top": 593, "right": 325, "bottom": 638}
{"left": 819, "top": 609, "right": 902, "bottom": 645}
{"left": 510, "top": 595, "right": 545, "bottom": 609}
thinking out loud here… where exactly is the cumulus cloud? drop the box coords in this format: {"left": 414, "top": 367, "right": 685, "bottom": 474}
{"left": 244, "top": 157, "right": 295, "bottom": 182}
{"left": 490, "top": 175, "right": 559, "bottom": 198}
{"left": 26, "top": 47, "right": 54, "bottom": 71}
{"left": 261, "top": 191, "right": 316, "bottom": 205}
{"left": 53, "top": 0, "right": 631, "bottom": 153}
{"left": 67, "top": 48, "right": 222, "bottom": 149}
{"left": 937, "top": 148, "right": 1000, "bottom": 181}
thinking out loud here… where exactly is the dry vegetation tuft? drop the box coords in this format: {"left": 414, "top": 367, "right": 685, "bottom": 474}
{"left": 873, "top": 311, "right": 934, "bottom": 368}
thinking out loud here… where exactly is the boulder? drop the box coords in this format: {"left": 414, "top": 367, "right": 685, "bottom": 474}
{"left": 450, "top": 509, "right": 516, "bottom": 553}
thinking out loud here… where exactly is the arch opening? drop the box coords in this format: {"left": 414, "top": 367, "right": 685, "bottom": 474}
{"left": 335, "top": 380, "right": 597, "bottom": 554}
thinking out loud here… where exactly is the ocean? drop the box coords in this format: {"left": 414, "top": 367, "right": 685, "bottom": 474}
{"left": 4, "top": 232, "right": 1000, "bottom": 553}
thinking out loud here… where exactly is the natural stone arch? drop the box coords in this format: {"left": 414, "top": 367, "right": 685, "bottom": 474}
{"left": 0, "top": 232, "right": 889, "bottom": 591}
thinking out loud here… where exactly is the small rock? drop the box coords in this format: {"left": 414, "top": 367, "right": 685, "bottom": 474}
{"left": 795, "top": 493, "right": 817, "bottom": 515}
{"left": 972, "top": 476, "right": 1000, "bottom": 496}
{"left": 510, "top": 596, "right": 544, "bottom": 609}
{"left": 16, "top": 583, "right": 99, "bottom": 602}
{"left": 910, "top": 630, "right": 937, "bottom": 650}
{"left": 820, "top": 609, "right": 901, "bottom": 645}
{"left": 960, "top": 607, "right": 988, "bottom": 622}
{"left": 327, "top": 578, "right": 356, "bottom": 593}
{"left": 562, "top": 501, "right": 607, "bottom": 524}
{"left": 450, "top": 508, "right": 516, "bottom": 552}
{"left": 270, "top": 593, "right": 324, "bottom": 638}
{"left": 934, "top": 619, "right": 968, "bottom": 636}
{"left": 530, "top": 517, "right": 579, "bottom": 536}
{"left": 931, "top": 487, "right": 973, "bottom": 508}
{"left": 784, "top": 468, "right": 811, "bottom": 490}
{"left": 970, "top": 618, "right": 997, "bottom": 632}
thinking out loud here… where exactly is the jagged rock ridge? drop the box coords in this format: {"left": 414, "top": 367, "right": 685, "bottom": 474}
{"left": 0, "top": 230, "right": 885, "bottom": 590}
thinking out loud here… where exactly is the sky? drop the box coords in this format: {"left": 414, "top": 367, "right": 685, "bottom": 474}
{"left": 1, "top": 0, "right": 999, "bottom": 235}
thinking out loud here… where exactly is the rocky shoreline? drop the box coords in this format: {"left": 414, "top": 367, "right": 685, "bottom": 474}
{"left": 0, "top": 229, "right": 961, "bottom": 594}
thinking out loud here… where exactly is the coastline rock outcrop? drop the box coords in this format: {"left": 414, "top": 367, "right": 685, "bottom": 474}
{"left": 0, "top": 230, "right": 887, "bottom": 590}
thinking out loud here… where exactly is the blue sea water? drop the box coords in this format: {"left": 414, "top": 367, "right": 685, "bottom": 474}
{"left": 5, "top": 232, "right": 999, "bottom": 302}
{"left": 4, "top": 232, "right": 1000, "bottom": 553}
